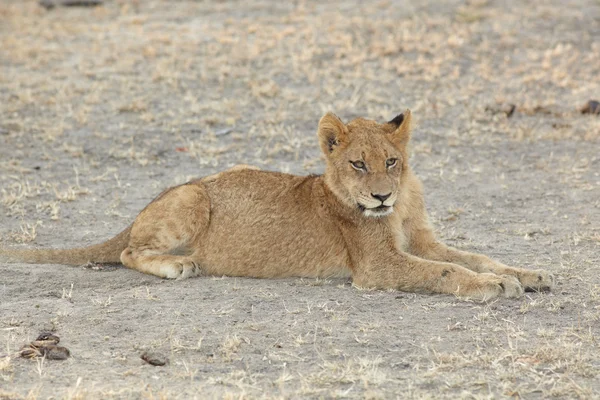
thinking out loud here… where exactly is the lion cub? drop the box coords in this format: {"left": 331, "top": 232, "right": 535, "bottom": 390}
{"left": 1, "top": 111, "right": 553, "bottom": 300}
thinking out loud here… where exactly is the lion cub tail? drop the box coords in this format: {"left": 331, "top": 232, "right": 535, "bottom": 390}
{"left": 0, "top": 226, "right": 131, "bottom": 265}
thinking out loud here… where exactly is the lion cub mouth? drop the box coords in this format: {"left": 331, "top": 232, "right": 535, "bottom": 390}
{"left": 358, "top": 204, "right": 394, "bottom": 218}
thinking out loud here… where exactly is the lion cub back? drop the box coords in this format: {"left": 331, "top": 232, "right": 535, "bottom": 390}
{"left": 195, "top": 168, "right": 351, "bottom": 279}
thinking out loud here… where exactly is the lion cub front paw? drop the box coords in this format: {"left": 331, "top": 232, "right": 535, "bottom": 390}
{"left": 497, "top": 274, "right": 524, "bottom": 298}
{"left": 518, "top": 269, "right": 554, "bottom": 292}
{"left": 465, "top": 273, "right": 524, "bottom": 301}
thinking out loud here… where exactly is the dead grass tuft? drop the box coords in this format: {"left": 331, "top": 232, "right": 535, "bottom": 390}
{"left": 0, "top": 0, "right": 599, "bottom": 398}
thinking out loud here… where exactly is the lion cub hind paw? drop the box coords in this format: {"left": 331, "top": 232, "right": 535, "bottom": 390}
{"left": 161, "top": 260, "right": 201, "bottom": 279}
{"left": 521, "top": 269, "right": 554, "bottom": 292}
{"left": 177, "top": 261, "right": 202, "bottom": 280}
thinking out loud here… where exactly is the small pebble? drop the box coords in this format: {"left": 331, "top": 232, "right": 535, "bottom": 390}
{"left": 215, "top": 127, "right": 233, "bottom": 136}
{"left": 39, "top": 0, "right": 103, "bottom": 9}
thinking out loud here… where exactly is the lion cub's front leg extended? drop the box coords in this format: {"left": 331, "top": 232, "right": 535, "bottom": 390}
{"left": 352, "top": 250, "right": 523, "bottom": 301}
{"left": 120, "top": 183, "right": 210, "bottom": 279}
{"left": 412, "top": 237, "right": 554, "bottom": 292}
{"left": 436, "top": 245, "right": 554, "bottom": 292}
{"left": 408, "top": 224, "right": 554, "bottom": 292}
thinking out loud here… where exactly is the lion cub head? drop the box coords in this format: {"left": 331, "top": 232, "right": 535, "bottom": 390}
{"left": 318, "top": 110, "right": 412, "bottom": 218}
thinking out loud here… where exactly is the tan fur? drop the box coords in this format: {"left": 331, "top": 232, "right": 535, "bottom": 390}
{"left": 0, "top": 111, "right": 554, "bottom": 300}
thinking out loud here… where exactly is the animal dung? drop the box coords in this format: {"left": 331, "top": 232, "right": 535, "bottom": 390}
{"left": 581, "top": 100, "right": 600, "bottom": 115}
{"left": 141, "top": 351, "right": 168, "bottom": 366}
{"left": 20, "top": 332, "right": 71, "bottom": 360}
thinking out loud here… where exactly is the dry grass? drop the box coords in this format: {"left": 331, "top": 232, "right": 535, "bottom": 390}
{"left": 1, "top": 0, "right": 599, "bottom": 398}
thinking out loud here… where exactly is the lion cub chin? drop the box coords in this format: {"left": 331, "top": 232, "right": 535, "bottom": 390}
{"left": 0, "top": 110, "right": 554, "bottom": 301}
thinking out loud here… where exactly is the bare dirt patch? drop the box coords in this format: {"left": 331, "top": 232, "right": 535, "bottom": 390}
{"left": 1, "top": 0, "right": 599, "bottom": 398}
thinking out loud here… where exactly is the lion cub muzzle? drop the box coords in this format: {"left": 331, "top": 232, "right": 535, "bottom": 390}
{"left": 357, "top": 192, "right": 397, "bottom": 218}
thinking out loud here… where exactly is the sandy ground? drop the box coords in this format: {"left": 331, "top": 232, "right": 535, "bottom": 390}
{"left": 1, "top": 0, "right": 599, "bottom": 398}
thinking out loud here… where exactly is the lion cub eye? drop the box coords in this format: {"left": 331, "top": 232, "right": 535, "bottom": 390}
{"left": 386, "top": 158, "right": 398, "bottom": 168}
{"left": 350, "top": 160, "right": 366, "bottom": 171}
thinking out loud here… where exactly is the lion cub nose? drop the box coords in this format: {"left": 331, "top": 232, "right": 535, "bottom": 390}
{"left": 371, "top": 193, "right": 391, "bottom": 202}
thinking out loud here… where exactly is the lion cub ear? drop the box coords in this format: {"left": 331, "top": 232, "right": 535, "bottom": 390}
{"left": 318, "top": 112, "right": 349, "bottom": 154}
{"left": 388, "top": 109, "right": 412, "bottom": 147}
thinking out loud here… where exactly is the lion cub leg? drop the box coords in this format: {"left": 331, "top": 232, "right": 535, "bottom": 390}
{"left": 353, "top": 252, "right": 523, "bottom": 301}
{"left": 120, "top": 183, "right": 210, "bottom": 279}
{"left": 409, "top": 227, "right": 554, "bottom": 292}
{"left": 418, "top": 243, "right": 554, "bottom": 292}
{"left": 454, "top": 250, "right": 554, "bottom": 292}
